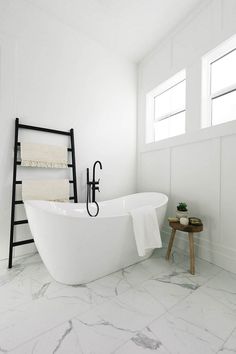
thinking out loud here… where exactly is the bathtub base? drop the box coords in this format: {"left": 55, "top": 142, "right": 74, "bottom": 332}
{"left": 50, "top": 250, "right": 153, "bottom": 285}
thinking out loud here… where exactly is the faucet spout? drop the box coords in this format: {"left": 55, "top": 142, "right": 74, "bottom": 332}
{"left": 92, "top": 160, "right": 102, "bottom": 202}
{"left": 92, "top": 160, "right": 103, "bottom": 182}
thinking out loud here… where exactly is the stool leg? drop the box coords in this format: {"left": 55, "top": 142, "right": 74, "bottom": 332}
{"left": 166, "top": 229, "right": 176, "bottom": 260}
{"left": 188, "top": 233, "right": 195, "bottom": 275}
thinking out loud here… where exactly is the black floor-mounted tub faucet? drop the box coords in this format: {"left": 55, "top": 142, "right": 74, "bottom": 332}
{"left": 86, "top": 160, "right": 103, "bottom": 217}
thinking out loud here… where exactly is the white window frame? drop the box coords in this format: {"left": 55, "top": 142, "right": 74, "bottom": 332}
{"left": 145, "top": 69, "right": 186, "bottom": 144}
{"left": 202, "top": 34, "right": 236, "bottom": 128}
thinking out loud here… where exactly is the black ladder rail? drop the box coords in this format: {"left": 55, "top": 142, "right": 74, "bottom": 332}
{"left": 8, "top": 118, "right": 19, "bottom": 268}
{"left": 8, "top": 118, "right": 78, "bottom": 269}
{"left": 70, "top": 128, "right": 78, "bottom": 203}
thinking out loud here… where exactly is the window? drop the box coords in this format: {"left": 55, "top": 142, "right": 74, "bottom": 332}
{"left": 146, "top": 70, "right": 186, "bottom": 143}
{"left": 202, "top": 34, "right": 236, "bottom": 128}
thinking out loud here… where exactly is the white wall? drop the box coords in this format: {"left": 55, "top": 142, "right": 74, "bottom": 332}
{"left": 0, "top": 0, "right": 137, "bottom": 260}
{"left": 137, "top": 0, "right": 236, "bottom": 273}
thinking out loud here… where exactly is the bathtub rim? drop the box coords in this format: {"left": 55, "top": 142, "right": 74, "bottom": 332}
{"left": 24, "top": 192, "right": 168, "bottom": 220}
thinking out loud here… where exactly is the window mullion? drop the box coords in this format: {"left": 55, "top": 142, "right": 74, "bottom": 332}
{"left": 153, "top": 79, "right": 185, "bottom": 100}
{"left": 155, "top": 109, "right": 185, "bottom": 122}
{"left": 211, "top": 85, "right": 236, "bottom": 100}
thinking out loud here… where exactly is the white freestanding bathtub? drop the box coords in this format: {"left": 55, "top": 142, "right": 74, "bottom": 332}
{"left": 24, "top": 192, "right": 168, "bottom": 285}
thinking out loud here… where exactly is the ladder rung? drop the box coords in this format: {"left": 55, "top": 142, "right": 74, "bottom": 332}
{"left": 13, "top": 239, "right": 34, "bottom": 246}
{"left": 18, "top": 123, "right": 70, "bottom": 136}
{"left": 14, "top": 200, "right": 24, "bottom": 205}
{"left": 16, "top": 180, "right": 74, "bottom": 184}
{"left": 14, "top": 220, "right": 28, "bottom": 225}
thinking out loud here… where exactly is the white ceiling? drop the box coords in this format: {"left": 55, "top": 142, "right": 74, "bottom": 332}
{"left": 28, "top": 0, "right": 205, "bottom": 62}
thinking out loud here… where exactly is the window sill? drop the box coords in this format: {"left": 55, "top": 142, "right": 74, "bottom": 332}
{"left": 140, "top": 120, "right": 236, "bottom": 153}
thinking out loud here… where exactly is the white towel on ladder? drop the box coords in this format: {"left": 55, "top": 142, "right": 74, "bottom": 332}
{"left": 21, "top": 143, "right": 68, "bottom": 168}
{"left": 130, "top": 205, "right": 162, "bottom": 257}
{"left": 22, "top": 179, "right": 70, "bottom": 202}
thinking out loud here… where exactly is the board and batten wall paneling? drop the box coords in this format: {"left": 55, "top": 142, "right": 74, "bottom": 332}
{"left": 137, "top": 0, "right": 236, "bottom": 273}
{"left": 137, "top": 149, "right": 171, "bottom": 195}
{"left": 220, "top": 135, "right": 236, "bottom": 266}
{"left": 170, "top": 139, "right": 221, "bottom": 262}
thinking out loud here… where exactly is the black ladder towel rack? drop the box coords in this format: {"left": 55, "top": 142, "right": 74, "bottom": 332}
{"left": 8, "top": 118, "right": 78, "bottom": 268}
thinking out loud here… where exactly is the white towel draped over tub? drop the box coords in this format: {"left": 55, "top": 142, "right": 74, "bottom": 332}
{"left": 129, "top": 205, "right": 162, "bottom": 257}
{"left": 22, "top": 179, "right": 70, "bottom": 202}
{"left": 21, "top": 143, "right": 68, "bottom": 168}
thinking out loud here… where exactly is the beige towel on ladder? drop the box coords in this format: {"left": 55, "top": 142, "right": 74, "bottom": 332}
{"left": 22, "top": 179, "right": 70, "bottom": 201}
{"left": 21, "top": 143, "right": 68, "bottom": 168}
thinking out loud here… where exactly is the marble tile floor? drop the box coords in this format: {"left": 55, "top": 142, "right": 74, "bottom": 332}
{"left": 0, "top": 249, "right": 235, "bottom": 354}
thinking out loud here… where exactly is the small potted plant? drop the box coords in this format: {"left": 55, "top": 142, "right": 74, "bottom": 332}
{"left": 176, "top": 202, "right": 188, "bottom": 219}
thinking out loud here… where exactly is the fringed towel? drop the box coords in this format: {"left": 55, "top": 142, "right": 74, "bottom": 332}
{"left": 22, "top": 179, "right": 70, "bottom": 202}
{"left": 129, "top": 205, "right": 162, "bottom": 257}
{"left": 21, "top": 143, "right": 68, "bottom": 168}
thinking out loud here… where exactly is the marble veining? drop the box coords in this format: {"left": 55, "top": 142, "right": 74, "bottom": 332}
{"left": 52, "top": 320, "right": 73, "bottom": 353}
{"left": 131, "top": 331, "right": 162, "bottom": 350}
{"left": 152, "top": 270, "right": 200, "bottom": 290}
{"left": 0, "top": 249, "right": 235, "bottom": 353}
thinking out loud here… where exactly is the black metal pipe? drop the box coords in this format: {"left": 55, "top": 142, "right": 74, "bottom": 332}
{"left": 92, "top": 161, "right": 103, "bottom": 182}
{"left": 15, "top": 180, "right": 74, "bottom": 184}
{"left": 70, "top": 128, "right": 78, "bottom": 203}
{"left": 86, "top": 161, "right": 102, "bottom": 217}
{"left": 13, "top": 239, "right": 34, "bottom": 246}
{"left": 14, "top": 220, "right": 28, "bottom": 225}
{"left": 8, "top": 118, "right": 19, "bottom": 268}
{"left": 92, "top": 161, "right": 102, "bottom": 203}
{"left": 18, "top": 123, "right": 70, "bottom": 136}
{"left": 86, "top": 168, "right": 91, "bottom": 203}
{"left": 14, "top": 200, "right": 24, "bottom": 205}
{"left": 86, "top": 180, "right": 99, "bottom": 217}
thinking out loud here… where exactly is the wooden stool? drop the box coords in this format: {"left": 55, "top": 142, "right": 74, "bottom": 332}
{"left": 166, "top": 221, "right": 203, "bottom": 275}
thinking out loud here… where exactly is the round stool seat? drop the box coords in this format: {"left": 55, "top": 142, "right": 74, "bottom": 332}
{"left": 169, "top": 221, "right": 203, "bottom": 233}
